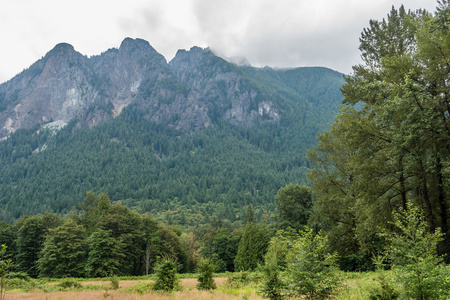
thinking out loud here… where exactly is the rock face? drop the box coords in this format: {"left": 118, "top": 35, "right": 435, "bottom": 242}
{"left": 0, "top": 38, "right": 335, "bottom": 139}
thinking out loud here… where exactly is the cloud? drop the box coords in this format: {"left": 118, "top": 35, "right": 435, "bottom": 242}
{"left": 0, "top": 0, "right": 440, "bottom": 83}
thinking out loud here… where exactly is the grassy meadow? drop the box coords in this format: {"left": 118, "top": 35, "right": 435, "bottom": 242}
{"left": 2, "top": 271, "right": 393, "bottom": 300}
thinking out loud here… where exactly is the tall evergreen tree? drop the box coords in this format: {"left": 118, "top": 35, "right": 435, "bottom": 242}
{"left": 234, "top": 222, "right": 269, "bottom": 271}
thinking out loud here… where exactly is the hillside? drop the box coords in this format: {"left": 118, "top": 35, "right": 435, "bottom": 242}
{"left": 0, "top": 38, "right": 345, "bottom": 225}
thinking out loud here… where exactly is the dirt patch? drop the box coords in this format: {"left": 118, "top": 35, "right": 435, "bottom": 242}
{"left": 4, "top": 277, "right": 234, "bottom": 300}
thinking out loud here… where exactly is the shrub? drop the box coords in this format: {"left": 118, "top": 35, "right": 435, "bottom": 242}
{"left": 110, "top": 276, "right": 119, "bottom": 290}
{"left": 57, "top": 278, "right": 82, "bottom": 290}
{"left": 380, "top": 202, "right": 450, "bottom": 299}
{"left": 152, "top": 258, "right": 180, "bottom": 292}
{"left": 282, "top": 227, "right": 340, "bottom": 300}
{"left": 197, "top": 258, "right": 216, "bottom": 290}
{"left": 369, "top": 255, "right": 399, "bottom": 300}
{"left": 260, "top": 262, "right": 285, "bottom": 300}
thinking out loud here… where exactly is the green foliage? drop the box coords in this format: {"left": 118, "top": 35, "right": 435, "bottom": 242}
{"left": 307, "top": 3, "right": 450, "bottom": 261}
{"left": 196, "top": 258, "right": 216, "bottom": 290}
{"left": 225, "top": 271, "right": 263, "bottom": 288}
{"left": 283, "top": 227, "right": 340, "bottom": 300}
{"left": 339, "top": 253, "right": 374, "bottom": 272}
{"left": 275, "top": 184, "right": 312, "bottom": 230}
{"left": 110, "top": 276, "right": 119, "bottom": 290}
{"left": 38, "top": 219, "right": 86, "bottom": 278}
{"left": 369, "top": 255, "right": 399, "bottom": 300}
{"left": 152, "top": 258, "right": 180, "bottom": 292}
{"left": 0, "top": 222, "right": 16, "bottom": 258}
{"left": 0, "top": 245, "right": 14, "bottom": 300}
{"left": 15, "top": 215, "right": 61, "bottom": 278}
{"left": 264, "top": 229, "right": 299, "bottom": 270}
{"left": 234, "top": 223, "right": 269, "bottom": 271}
{"left": 85, "top": 229, "right": 124, "bottom": 278}
{"left": 56, "top": 278, "right": 82, "bottom": 290}
{"left": 201, "top": 227, "right": 241, "bottom": 272}
{"left": 260, "top": 262, "right": 285, "bottom": 300}
{"left": 381, "top": 202, "right": 450, "bottom": 299}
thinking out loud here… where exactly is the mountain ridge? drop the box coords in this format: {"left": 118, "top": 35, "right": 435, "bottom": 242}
{"left": 0, "top": 37, "right": 346, "bottom": 224}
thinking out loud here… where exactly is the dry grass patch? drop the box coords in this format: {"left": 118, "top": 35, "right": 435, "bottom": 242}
{"left": 4, "top": 277, "right": 242, "bottom": 300}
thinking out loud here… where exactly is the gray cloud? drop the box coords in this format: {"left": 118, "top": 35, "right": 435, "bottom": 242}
{"left": 0, "top": 0, "right": 439, "bottom": 83}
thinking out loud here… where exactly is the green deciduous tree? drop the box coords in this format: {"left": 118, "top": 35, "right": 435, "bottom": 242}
{"left": 275, "top": 184, "right": 312, "bottom": 230}
{"left": 85, "top": 229, "right": 124, "bottom": 278}
{"left": 308, "top": 3, "right": 450, "bottom": 259}
{"left": 0, "top": 245, "right": 13, "bottom": 300}
{"left": 15, "top": 214, "right": 61, "bottom": 277}
{"left": 38, "top": 219, "right": 86, "bottom": 278}
{"left": 201, "top": 227, "right": 241, "bottom": 272}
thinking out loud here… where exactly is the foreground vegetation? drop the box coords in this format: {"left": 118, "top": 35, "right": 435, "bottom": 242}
{"left": 1, "top": 270, "right": 447, "bottom": 300}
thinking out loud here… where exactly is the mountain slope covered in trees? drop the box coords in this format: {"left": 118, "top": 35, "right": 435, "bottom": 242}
{"left": 0, "top": 39, "right": 345, "bottom": 224}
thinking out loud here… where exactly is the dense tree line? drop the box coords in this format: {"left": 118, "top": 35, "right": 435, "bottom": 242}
{"left": 307, "top": 2, "right": 450, "bottom": 263}
{"left": 0, "top": 184, "right": 312, "bottom": 278}
{"left": 0, "top": 192, "right": 194, "bottom": 277}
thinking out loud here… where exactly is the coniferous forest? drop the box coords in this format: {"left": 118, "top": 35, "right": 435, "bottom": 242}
{"left": 1, "top": 2, "right": 450, "bottom": 299}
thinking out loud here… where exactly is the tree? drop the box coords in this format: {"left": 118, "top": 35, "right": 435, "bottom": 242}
{"left": 79, "top": 191, "right": 111, "bottom": 235}
{"left": 275, "top": 184, "right": 312, "bottom": 230}
{"left": 201, "top": 227, "right": 241, "bottom": 272}
{"left": 85, "top": 229, "right": 124, "bottom": 278}
{"left": 0, "top": 245, "right": 13, "bottom": 300}
{"left": 264, "top": 229, "right": 299, "bottom": 270}
{"left": 244, "top": 204, "right": 255, "bottom": 224}
{"left": 381, "top": 202, "right": 450, "bottom": 299}
{"left": 15, "top": 216, "right": 48, "bottom": 277}
{"left": 196, "top": 258, "right": 216, "bottom": 290}
{"left": 260, "top": 261, "right": 285, "bottom": 300}
{"left": 283, "top": 227, "right": 340, "bottom": 300}
{"left": 152, "top": 258, "right": 180, "bottom": 292}
{"left": 234, "top": 222, "right": 269, "bottom": 271}
{"left": 0, "top": 222, "right": 16, "bottom": 259}
{"left": 38, "top": 219, "right": 86, "bottom": 278}
{"left": 97, "top": 203, "right": 146, "bottom": 276}
{"left": 308, "top": 3, "right": 450, "bottom": 258}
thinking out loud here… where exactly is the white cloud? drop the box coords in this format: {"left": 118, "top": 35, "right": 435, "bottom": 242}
{"left": 0, "top": 0, "right": 439, "bottom": 83}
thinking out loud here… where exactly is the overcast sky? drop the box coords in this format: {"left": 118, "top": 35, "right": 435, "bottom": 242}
{"left": 0, "top": 0, "right": 439, "bottom": 84}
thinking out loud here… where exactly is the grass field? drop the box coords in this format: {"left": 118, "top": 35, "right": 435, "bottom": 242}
{"left": 2, "top": 271, "right": 396, "bottom": 300}
{"left": 4, "top": 276, "right": 264, "bottom": 300}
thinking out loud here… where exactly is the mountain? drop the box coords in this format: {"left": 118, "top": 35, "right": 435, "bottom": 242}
{"left": 0, "top": 38, "right": 345, "bottom": 225}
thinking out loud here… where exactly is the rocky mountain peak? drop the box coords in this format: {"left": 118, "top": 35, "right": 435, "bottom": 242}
{"left": 48, "top": 42, "right": 76, "bottom": 55}
{"left": 0, "top": 37, "right": 344, "bottom": 140}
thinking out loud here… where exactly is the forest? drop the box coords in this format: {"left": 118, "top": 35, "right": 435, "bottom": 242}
{"left": 1, "top": 2, "right": 450, "bottom": 299}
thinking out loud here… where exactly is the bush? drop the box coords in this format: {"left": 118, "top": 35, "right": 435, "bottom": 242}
{"left": 369, "top": 255, "right": 399, "bottom": 300}
{"left": 260, "top": 262, "right": 285, "bottom": 300}
{"left": 110, "top": 276, "right": 119, "bottom": 290}
{"left": 152, "top": 258, "right": 180, "bottom": 292}
{"left": 381, "top": 202, "right": 449, "bottom": 299}
{"left": 197, "top": 258, "right": 216, "bottom": 290}
{"left": 282, "top": 227, "right": 340, "bottom": 300}
{"left": 6, "top": 272, "right": 30, "bottom": 281}
{"left": 339, "top": 253, "right": 374, "bottom": 272}
{"left": 57, "top": 279, "right": 82, "bottom": 290}
{"left": 225, "top": 271, "right": 263, "bottom": 288}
